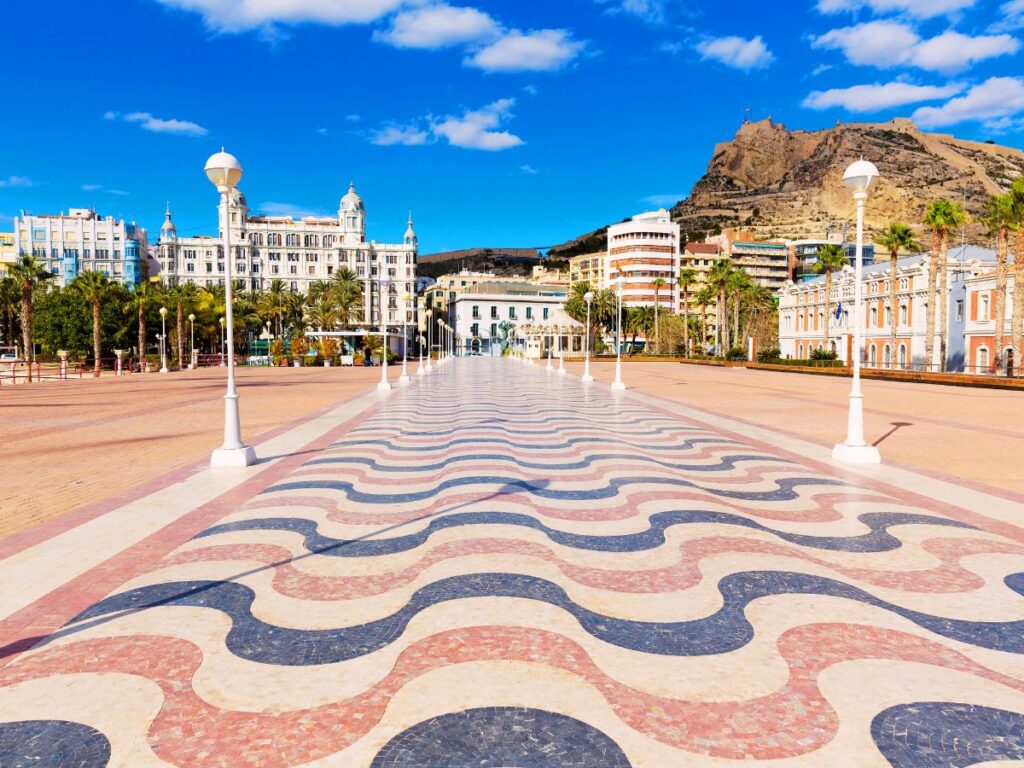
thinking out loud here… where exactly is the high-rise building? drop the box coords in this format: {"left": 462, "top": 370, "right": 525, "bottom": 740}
{"left": 13, "top": 209, "right": 151, "bottom": 286}
{"left": 156, "top": 183, "right": 418, "bottom": 330}
{"left": 606, "top": 210, "right": 681, "bottom": 310}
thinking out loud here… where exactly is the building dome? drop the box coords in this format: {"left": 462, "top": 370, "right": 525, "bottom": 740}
{"left": 160, "top": 201, "right": 176, "bottom": 238}
{"left": 340, "top": 182, "right": 364, "bottom": 212}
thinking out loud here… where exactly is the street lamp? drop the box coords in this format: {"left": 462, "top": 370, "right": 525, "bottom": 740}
{"left": 546, "top": 326, "right": 553, "bottom": 370}
{"left": 557, "top": 323, "right": 566, "bottom": 376}
{"left": 400, "top": 292, "right": 411, "bottom": 384}
{"left": 159, "top": 306, "right": 169, "bottom": 373}
{"left": 582, "top": 291, "right": 594, "bottom": 382}
{"left": 612, "top": 275, "right": 625, "bottom": 390}
{"left": 376, "top": 274, "right": 391, "bottom": 391}
{"left": 833, "top": 159, "right": 881, "bottom": 465}
{"left": 206, "top": 149, "right": 256, "bottom": 467}
{"left": 188, "top": 313, "right": 196, "bottom": 368}
{"left": 425, "top": 309, "right": 434, "bottom": 372}
{"left": 219, "top": 316, "right": 226, "bottom": 367}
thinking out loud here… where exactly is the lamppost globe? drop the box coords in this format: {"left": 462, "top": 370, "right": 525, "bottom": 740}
{"left": 842, "top": 159, "right": 879, "bottom": 194}
{"left": 159, "top": 307, "right": 168, "bottom": 319}
{"left": 584, "top": 291, "right": 594, "bottom": 303}
{"left": 204, "top": 150, "right": 243, "bottom": 190}
{"left": 188, "top": 313, "right": 196, "bottom": 323}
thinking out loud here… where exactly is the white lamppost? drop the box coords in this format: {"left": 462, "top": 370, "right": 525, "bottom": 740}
{"left": 219, "top": 316, "right": 226, "bottom": 367}
{"left": 378, "top": 273, "right": 392, "bottom": 391}
{"left": 833, "top": 159, "right": 881, "bottom": 465}
{"left": 425, "top": 309, "right": 434, "bottom": 372}
{"left": 206, "top": 149, "right": 256, "bottom": 467}
{"left": 582, "top": 291, "right": 594, "bottom": 382}
{"left": 418, "top": 333, "right": 427, "bottom": 376}
{"left": 188, "top": 313, "right": 196, "bottom": 368}
{"left": 612, "top": 275, "right": 625, "bottom": 390}
{"left": 400, "top": 292, "right": 410, "bottom": 383}
{"left": 159, "top": 306, "right": 169, "bottom": 373}
{"left": 546, "top": 326, "right": 553, "bottom": 370}
{"left": 557, "top": 324, "right": 566, "bottom": 376}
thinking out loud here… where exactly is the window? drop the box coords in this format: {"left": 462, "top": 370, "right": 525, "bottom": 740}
{"left": 980, "top": 295, "right": 989, "bottom": 321}
{"left": 509, "top": 307, "right": 516, "bottom": 319}
{"left": 490, "top": 306, "right": 498, "bottom": 319}
{"left": 472, "top": 305, "right": 480, "bottom": 319}
{"left": 490, "top": 323, "right": 497, "bottom": 338}
{"left": 957, "top": 299, "right": 966, "bottom": 322}
{"left": 471, "top": 323, "right": 479, "bottom": 337}
{"left": 543, "top": 307, "right": 550, "bottom": 320}
{"left": 978, "top": 347, "right": 989, "bottom": 371}
{"left": 900, "top": 304, "right": 908, "bottom": 325}
{"left": 526, "top": 307, "right": 533, "bottom": 319}
{"left": 899, "top": 344, "right": 907, "bottom": 368}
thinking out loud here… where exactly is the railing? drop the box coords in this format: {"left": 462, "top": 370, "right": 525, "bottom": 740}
{"left": 0, "top": 360, "right": 85, "bottom": 385}
{"left": 861, "top": 361, "right": 1024, "bottom": 378}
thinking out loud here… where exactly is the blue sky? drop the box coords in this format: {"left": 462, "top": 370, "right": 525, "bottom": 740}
{"left": 2, "top": 0, "right": 1022, "bottom": 253}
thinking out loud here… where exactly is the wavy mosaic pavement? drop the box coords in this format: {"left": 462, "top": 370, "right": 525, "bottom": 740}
{"left": 2, "top": 357, "right": 1024, "bottom": 767}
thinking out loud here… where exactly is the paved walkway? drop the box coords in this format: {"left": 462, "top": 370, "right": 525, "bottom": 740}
{"left": 1, "top": 358, "right": 1023, "bottom": 766}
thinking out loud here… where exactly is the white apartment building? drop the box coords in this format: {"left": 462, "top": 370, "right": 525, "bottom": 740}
{"left": 606, "top": 210, "right": 681, "bottom": 311}
{"left": 778, "top": 246, "right": 995, "bottom": 371}
{"left": 156, "top": 183, "right": 417, "bottom": 329}
{"left": 13, "top": 209, "right": 153, "bottom": 286}
{"left": 448, "top": 282, "right": 581, "bottom": 357}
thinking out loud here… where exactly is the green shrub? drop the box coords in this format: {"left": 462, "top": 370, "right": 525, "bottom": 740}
{"left": 725, "top": 347, "right": 748, "bottom": 361}
{"left": 810, "top": 347, "right": 839, "bottom": 360}
{"left": 756, "top": 348, "right": 781, "bottom": 363}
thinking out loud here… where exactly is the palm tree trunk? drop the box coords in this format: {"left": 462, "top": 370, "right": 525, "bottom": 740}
{"left": 176, "top": 304, "right": 185, "bottom": 371}
{"left": 732, "top": 294, "right": 740, "bottom": 349}
{"left": 824, "top": 271, "right": 832, "bottom": 347}
{"left": 994, "top": 227, "right": 1008, "bottom": 373}
{"left": 924, "top": 231, "right": 939, "bottom": 370}
{"left": 653, "top": 297, "right": 659, "bottom": 354}
{"left": 20, "top": 286, "right": 32, "bottom": 383}
{"left": 1013, "top": 229, "right": 1024, "bottom": 375}
{"left": 938, "top": 231, "right": 949, "bottom": 372}
{"left": 682, "top": 289, "right": 690, "bottom": 355}
{"left": 138, "top": 304, "right": 146, "bottom": 372}
{"left": 92, "top": 301, "right": 102, "bottom": 377}
{"left": 889, "top": 249, "right": 899, "bottom": 369}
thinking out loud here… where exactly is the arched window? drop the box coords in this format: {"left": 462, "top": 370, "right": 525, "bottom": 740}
{"left": 869, "top": 344, "right": 877, "bottom": 366}
{"left": 884, "top": 344, "right": 891, "bottom": 368}
{"left": 977, "top": 347, "right": 989, "bottom": 373}
{"left": 899, "top": 344, "right": 907, "bottom": 369}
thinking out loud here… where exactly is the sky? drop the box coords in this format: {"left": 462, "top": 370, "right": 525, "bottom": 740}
{"left": 2, "top": 0, "right": 1022, "bottom": 254}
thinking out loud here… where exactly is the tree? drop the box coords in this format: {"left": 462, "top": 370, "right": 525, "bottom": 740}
{"left": 707, "top": 259, "right": 735, "bottom": 352}
{"left": 877, "top": 223, "right": 921, "bottom": 369}
{"left": 70, "top": 271, "right": 118, "bottom": 376}
{"left": 627, "top": 305, "right": 654, "bottom": 353}
{"left": 166, "top": 282, "right": 197, "bottom": 369}
{"left": 130, "top": 278, "right": 159, "bottom": 367}
{"left": 924, "top": 199, "right": 968, "bottom": 371}
{"left": 676, "top": 268, "right": 697, "bottom": 356}
{"left": 694, "top": 286, "right": 715, "bottom": 353}
{"left": 740, "top": 282, "right": 776, "bottom": 351}
{"left": 982, "top": 195, "right": 1014, "bottom": 372}
{"left": 0, "top": 277, "right": 19, "bottom": 350}
{"left": 1010, "top": 179, "right": 1024, "bottom": 372}
{"left": 306, "top": 298, "right": 339, "bottom": 357}
{"left": 328, "top": 268, "right": 363, "bottom": 327}
{"left": 812, "top": 244, "right": 849, "bottom": 350}
{"left": 651, "top": 277, "right": 667, "bottom": 353}
{"left": 727, "top": 269, "right": 751, "bottom": 349}
{"left": 7, "top": 255, "right": 54, "bottom": 382}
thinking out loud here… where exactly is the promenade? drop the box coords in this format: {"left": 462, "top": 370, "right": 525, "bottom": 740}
{"left": 1, "top": 358, "right": 1023, "bottom": 766}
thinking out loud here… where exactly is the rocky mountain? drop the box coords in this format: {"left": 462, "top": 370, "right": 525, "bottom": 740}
{"left": 550, "top": 117, "right": 1024, "bottom": 255}
{"left": 417, "top": 247, "right": 543, "bottom": 279}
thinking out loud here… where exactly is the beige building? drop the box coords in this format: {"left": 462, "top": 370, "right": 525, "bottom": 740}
{"left": 568, "top": 252, "right": 607, "bottom": 290}
{"left": 0, "top": 233, "right": 16, "bottom": 275}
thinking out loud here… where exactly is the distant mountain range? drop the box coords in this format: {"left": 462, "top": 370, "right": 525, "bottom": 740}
{"left": 548, "top": 117, "right": 1024, "bottom": 257}
{"left": 417, "top": 247, "right": 544, "bottom": 279}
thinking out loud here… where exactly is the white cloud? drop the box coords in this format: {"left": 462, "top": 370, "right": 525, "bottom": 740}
{"left": 816, "top": 0, "right": 976, "bottom": 18}
{"left": 371, "top": 124, "right": 431, "bottom": 146}
{"left": 990, "top": 0, "right": 1024, "bottom": 32}
{"left": 641, "top": 193, "right": 685, "bottom": 207}
{"left": 523, "top": 84, "right": 540, "bottom": 96}
{"left": 520, "top": 164, "right": 540, "bottom": 174}
{"left": 346, "top": 114, "right": 362, "bottom": 122}
{"left": 811, "top": 63, "right": 834, "bottom": 76}
{"left": 659, "top": 41, "right": 685, "bottom": 54}
{"left": 912, "top": 76, "right": 1024, "bottom": 128}
{"left": 697, "top": 35, "right": 774, "bottom": 70}
{"left": 595, "top": 0, "right": 668, "bottom": 24}
{"left": 432, "top": 98, "right": 524, "bottom": 150}
{"left": 0, "top": 176, "right": 33, "bottom": 188}
{"left": 911, "top": 31, "right": 1019, "bottom": 74}
{"left": 257, "top": 201, "right": 321, "bottom": 218}
{"left": 316, "top": 127, "right": 328, "bottom": 135}
{"left": 803, "top": 80, "right": 964, "bottom": 111}
{"left": 812, "top": 22, "right": 1018, "bottom": 73}
{"left": 812, "top": 21, "right": 919, "bottom": 67}
{"left": 466, "top": 29, "right": 584, "bottom": 72}
{"left": 110, "top": 111, "right": 208, "bottom": 136}
{"left": 153, "top": 0, "right": 404, "bottom": 33}
{"left": 109, "top": 189, "right": 130, "bottom": 196}
{"left": 375, "top": 3, "right": 499, "bottom": 48}
{"left": 82, "top": 184, "right": 102, "bottom": 192}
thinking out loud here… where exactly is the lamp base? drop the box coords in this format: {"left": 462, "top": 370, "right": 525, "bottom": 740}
{"left": 611, "top": 380, "right": 626, "bottom": 391}
{"left": 581, "top": 374, "right": 594, "bottom": 383}
{"left": 377, "top": 381, "right": 393, "bottom": 392}
{"left": 557, "top": 368, "right": 566, "bottom": 376}
{"left": 831, "top": 442, "right": 881, "bottom": 464}
{"left": 210, "top": 444, "right": 257, "bottom": 468}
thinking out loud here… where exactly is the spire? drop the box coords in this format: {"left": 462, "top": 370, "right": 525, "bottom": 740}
{"left": 404, "top": 210, "right": 417, "bottom": 246}
{"left": 161, "top": 200, "right": 176, "bottom": 237}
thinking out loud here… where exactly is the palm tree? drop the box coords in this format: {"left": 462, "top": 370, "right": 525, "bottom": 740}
{"left": 694, "top": 285, "right": 715, "bottom": 353}
{"left": 1010, "top": 178, "right": 1024, "bottom": 372}
{"left": 261, "top": 279, "right": 288, "bottom": 338}
{"left": 130, "top": 278, "right": 159, "bottom": 369}
{"left": 0, "top": 277, "right": 20, "bottom": 351}
{"left": 592, "top": 288, "right": 618, "bottom": 351}
{"left": 982, "top": 194, "right": 1014, "bottom": 372}
{"left": 740, "top": 281, "right": 776, "bottom": 349}
{"left": 727, "top": 269, "right": 751, "bottom": 350}
{"left": 166, "top": 283, "right": 197, "bottom": 370}
{"left": 924, "top": 198, "right": 968, "bottom": 371}
{"left": 70, "top": 271, "right": 117, "bottom": 377}
{"left": 812, "top": 243, "right": 849, "bottom": 350}
{"left": 677, "top": 268, "right": 697, "bottom": 356}
{"left": 627, "top": 305, "right": 654, "bottom": 353}
{"left": 328, "top": 268, "right": 363, "bottom": 327}
{"left": 877, "top": 223, "right": 921, "bottom": 369}
{"left": 306, "top": 298, "right": 339, "bottom": 357}
{"left": 707, "top": 259, "right": 735, "bottom": 352}
{"left": 651, "top": 277, "right": 667, "bottom": 354}
{"left": 7, "top": 254, "right": 53, "bottom": 381}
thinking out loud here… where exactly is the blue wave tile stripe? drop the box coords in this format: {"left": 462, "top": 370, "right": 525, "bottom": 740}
{"left": 327, "top": 436, "right": 740, "bottom": 453}
{"left": 70, "top": 571, "right": 1024, "bottom": 666}
{"left": 195, "top": 511, "right": 973, "bottom": 556}
{"left": 0, "top": 720, "right": 111, "bottom": 768}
